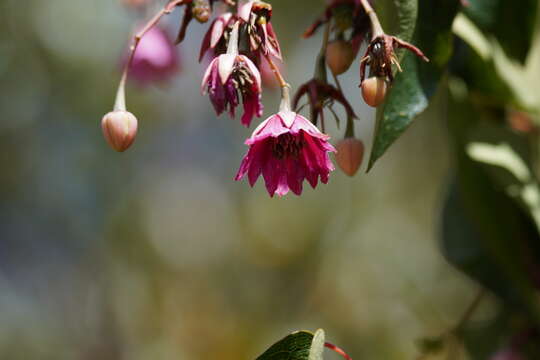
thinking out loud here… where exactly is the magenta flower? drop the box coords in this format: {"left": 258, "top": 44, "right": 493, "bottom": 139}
{"left": 235, "top": 110, "right": 336, "bottom": 197}
{"left": 199, "top": 12, "right": 236, "bottom": 62}
{"left": 201, "top": 53, "right": 263, "bottom": 127}
{"left": 238, "top": 0, "right": 282, "bottom": 60}
{"left": 128, "top": 26, "right": 179, "bottom": 86}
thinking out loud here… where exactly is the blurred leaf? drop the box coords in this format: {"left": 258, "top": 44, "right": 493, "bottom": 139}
{"left": 256, "top": 331, "right": 314, "bottom": 360}
{"left": 463, "top": 0, "right": 538, "bottom": 63}
{"left": 441, "top": 88, "right": 540, "bottom": 324}
{"left": 367, "top": 0, "right": 459, "bottom": 171}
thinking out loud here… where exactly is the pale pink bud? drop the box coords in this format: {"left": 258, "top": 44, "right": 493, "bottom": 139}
{"left": 361, "top": 77, "right": 387, "bottom": 107}
{"left": 326, "top": 40, "right": 354, "bottom": 75}
{"left": 101, "top": 111, "right": 138, "bottom": 152}
{"left": 335, "top": 137, "right": 364, "bottom": 176}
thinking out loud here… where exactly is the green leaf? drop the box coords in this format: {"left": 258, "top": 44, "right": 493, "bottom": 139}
{"left": 464, "top": 0, "right": 538, "bottom": 63}
{"left": 256, "top": 331, "right": 315, "bottom": 360}
{"left": 367, "top": 0, "right": 459, "bottom": 171}
{"left": 441, "top": 88, "right": 540, "bottom": 324}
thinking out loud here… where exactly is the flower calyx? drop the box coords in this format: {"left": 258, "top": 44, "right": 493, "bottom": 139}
{"left": 360, "top": 34, "right": 429, "bottom": 83}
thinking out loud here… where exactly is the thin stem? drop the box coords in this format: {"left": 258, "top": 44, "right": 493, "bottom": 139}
{"left": 314, "top": 21, "right": 331, "bottom": 81}
{"left": 279, "top": 85, "right": 292, "bottom": 112}
{"left": 264, "top": 54, "right": 288, "bottom": 88}
{"left": 344, "top": 116, "right": 355, "bottom": 138}
{"left": 324, "top": 342, "right": 353, "bottom": 360}
{"left": 358, "top": 0, "right": 384, "bottom": 39}
{"left": 453, "top": 288, "right": 486, "bottom": 334}
{"left": 113, "top": 1, "right": 183, "bottom": 111}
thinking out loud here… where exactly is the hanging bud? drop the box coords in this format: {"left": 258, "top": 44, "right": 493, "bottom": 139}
{"left": 326, "top": 40, "right": 354, "bottom": 75}
{"left": 101, "top": 111, "right": 138, "bottom": 152}
{"left": 361, "top": 76, "right": 387, "bottom": 107}
{"left": 335, "top": 137, "right": 364, "bottom": 176}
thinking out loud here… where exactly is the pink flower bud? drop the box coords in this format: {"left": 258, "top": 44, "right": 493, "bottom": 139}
{"left": 101, "top": 111, "right": 138, "bottom": 152}
{"left": 326, "top": 40, "right": 354, "bottom": 75}
{"left": 335, "top": 137, "right": 364, "bottom": 176}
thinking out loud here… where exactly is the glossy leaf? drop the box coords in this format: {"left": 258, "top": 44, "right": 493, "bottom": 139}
{"left": 256, "top": 331, "right": 314, "bottom": 360}
{"left": 441, "top": 89, "right": 540, "bottom": 324}
{"left": 367, "top": 0, "right": 459, "bottom": 171}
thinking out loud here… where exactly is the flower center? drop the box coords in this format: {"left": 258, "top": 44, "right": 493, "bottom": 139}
{"left": 230, "top": 65, "right": 255, "bottom": 95}
{"left": 272, "top": 133, "right": 303, "bottom": 159}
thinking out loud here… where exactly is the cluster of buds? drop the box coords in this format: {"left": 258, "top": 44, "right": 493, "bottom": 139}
{"left": 297, "top": 0, "right": 429, "bottom": 176}
{"left": 101, "top": 0, "right": 429, "bottom": 195}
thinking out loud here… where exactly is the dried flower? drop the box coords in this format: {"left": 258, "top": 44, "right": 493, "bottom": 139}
{"left": 199, "top": 12, "right": 236, "bottom": 61}
{"left": 293, "top": 79, "right": 356, "bottom": 127}
{"left": 235, "top": 111, "right": 336, "bottom": 197}
{"left": 238, "top": 0, "right": 282, "bottom": 60}
{"left": 360, "top": 34, "right": 429, "bottom": 83}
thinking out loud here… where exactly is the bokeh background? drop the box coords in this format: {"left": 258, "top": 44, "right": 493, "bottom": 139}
{"left": 1, "top": 0, "right": 538, "bottom": 359}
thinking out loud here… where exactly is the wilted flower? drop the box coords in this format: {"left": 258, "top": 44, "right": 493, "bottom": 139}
{"left": 201, "top": 53, "right": 263, "bottom": 126}
{"left": 238, "top": 0, "right": 282, "bottom": 60}
{"left": 127, "top": 26, "right": 179, "bottom": 86}
{"left": 235, "top": 110, "right": 336, "bottom": 197}
{"left": 360, "top": 34, "right": 429, "bottom": 83}
{"left": 101, "top": 111, "right": 138, "bottom": 152}
{"left": 199, "top": 12, "right": 236, "bottom": 61}
{"left": 293, "top": 78, "right": 356, "bottom": 127}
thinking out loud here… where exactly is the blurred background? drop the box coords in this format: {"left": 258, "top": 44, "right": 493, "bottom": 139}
{"left": 1, "top": 0, "right": 538, "bottom": 359}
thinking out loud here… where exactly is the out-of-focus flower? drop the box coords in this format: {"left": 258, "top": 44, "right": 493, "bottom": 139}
{"left": 199, "top": 12, "right": 236, "bottom": 61}
{"left": 127, "top": 26, "right": 179, "bottom": 86}
{"left": 238, "top": 0, "right": 282, "bottom": 60}
{"left": 101, "top": 111, "right": 138, "bottom": 152}
{"left": 293, "top": 79, "right": 356, "bottom": 127}
{"left": 201, "top": 53, "right": 263, "bottom": 127}
{"left": 491, "top": 349, "right": 525, "bottom": 360}
{"left": 326, "top": 39, "right": 354, "bottom": 75}
{"left": 235, "top": 111, "right": 336, "bottom": 197}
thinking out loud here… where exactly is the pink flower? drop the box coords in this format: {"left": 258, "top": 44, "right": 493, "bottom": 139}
{"left": 238, "top": 0, "right": 282, "bottom": 60}
{"left": 235, "top": 111, "right": 336, "bottom": 197}
{"left": 199, "top": 12, "right": 236, "bottom": 62}
{"left": 201, "top": 53, "right": 263, "bottom": 127}
{"left": 128, "top": 26, "right": 179, "bottom": 86}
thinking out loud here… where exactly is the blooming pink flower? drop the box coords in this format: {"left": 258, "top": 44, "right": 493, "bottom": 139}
{"left": 238, "top": 0, "right": 282, "bottom": 60}
{"left": 128, "top": 26, "right": 179, "bottom": 86}
{"left": 199, "top": 12, "right": 236, "bottom": 62}
{"left": 235, "top": 111, "right": 336, "bottom": 197}
{"left": 201, "top": 53, "right": 263, "bottom": 127}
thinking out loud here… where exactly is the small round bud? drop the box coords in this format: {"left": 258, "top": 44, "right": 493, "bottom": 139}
{"left": 101, "top": 111, "right": 138, "bottom": 152}
{"left": 335, "top": 137, "right": 364, "bottom": 176}
{"left": 361, "top": 77, "right": 387, "bottom": 107}
{"left": 326, "top": 40, "right": 354, "bottom": 75}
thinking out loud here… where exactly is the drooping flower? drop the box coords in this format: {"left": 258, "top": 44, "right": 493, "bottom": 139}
{"left": 127, "top": 26, "right": 179, "bottom": 86}
{"left": 199, "top": 12, "right": 236, "bottom": 61}
{"left": 235, "top": 110, "right": 336, "bottom": 197}
{"left": 201, "top": 22, "right": 264, "bottom": 127}
{"left": 201, "top": 53, "right": 263, "bottom": 127}
{"left": 238, "top": 0, "right": 282, "bottom": 60}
